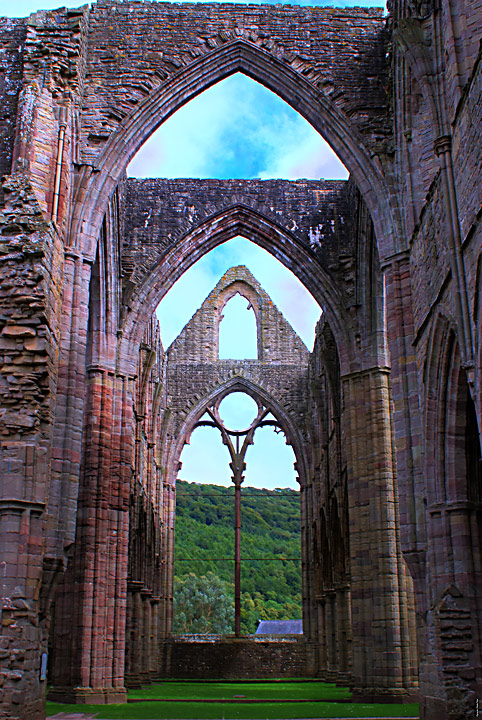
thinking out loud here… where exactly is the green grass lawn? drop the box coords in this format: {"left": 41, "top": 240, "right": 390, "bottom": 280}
{"left": 128, "top": 680, "right": 351, "bottom": 701}
{"left": 46, "top": 680, "right": 420, "bottom": 719}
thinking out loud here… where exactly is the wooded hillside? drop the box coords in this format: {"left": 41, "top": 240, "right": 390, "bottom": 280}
{"left": 174, "top": 480, "right": 302, "bottom": 634}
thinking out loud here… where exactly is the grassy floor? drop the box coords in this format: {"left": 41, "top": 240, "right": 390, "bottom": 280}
{"left": 128, "top": 680, "right": 351, "bottom": 701}
{"left": 46, "top": 680, "right": 420, "bottom": 719}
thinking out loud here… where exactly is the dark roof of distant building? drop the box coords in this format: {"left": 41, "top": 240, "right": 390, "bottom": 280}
{"left": 255, "top": 620, "right": 303, "bottom": 634}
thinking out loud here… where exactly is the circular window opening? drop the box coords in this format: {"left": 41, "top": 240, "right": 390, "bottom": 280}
{"left": 218, "top": 392, "right": 258, "bottom": 430}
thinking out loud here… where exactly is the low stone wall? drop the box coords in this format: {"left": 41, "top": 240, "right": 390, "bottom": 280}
{"left": 159, "top": 636, "right": 309, "bottom": 679}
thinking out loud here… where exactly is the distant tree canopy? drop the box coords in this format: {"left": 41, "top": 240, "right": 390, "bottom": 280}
{"left": 174, "top": 572, "right": 234, "bottom": 634}
{"left": 174, "top": 480, "right": 302, "bottom": 634}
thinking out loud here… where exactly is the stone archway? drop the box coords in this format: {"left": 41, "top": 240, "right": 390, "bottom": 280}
{"left": 65, "top": 7, "right": 397, "bottom": 261}
{"left": 118, "top": 194, "right": 357, "bottom": 374}
{"left": 49, "top": 173, "right": 415, "bottom": 704}
{"left": 421, "top": 313, "right": 482, "bottom": 716}
{"left": 125, "top": 266, "right": 312, "bottom": 680}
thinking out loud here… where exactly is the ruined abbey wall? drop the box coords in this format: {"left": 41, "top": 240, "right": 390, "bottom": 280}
{"left": 0, "top": 1, "right": 481, "bottom": 718}
{"left": 163, "top": 264, "right": 310, "bottom": 474}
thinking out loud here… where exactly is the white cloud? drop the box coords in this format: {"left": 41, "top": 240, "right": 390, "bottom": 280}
{"left": 259, "top": 133, "right": 348, "bottom": 180}
{"left": 128, "top": 74, "right": 348, "bottom": 180}
{"left": 128, "top": 79, "right": 241, "bottom": 178}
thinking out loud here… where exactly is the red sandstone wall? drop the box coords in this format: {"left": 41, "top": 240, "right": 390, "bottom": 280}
{"left": 0, "top": 19, "right": 26, "bottom": 177}
{"left": 0, "top": 174, "right": 64, "bottom": 719}
{"left": 125, "top": 316, "right": 171, "bottom": 686}
{"left": 80, "top": 2, "right": 388, "bottom": 164}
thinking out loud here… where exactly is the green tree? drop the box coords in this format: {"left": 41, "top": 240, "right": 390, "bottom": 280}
{"left": 173, "top": 572, "right": 234, "bottom": 634}
{"left": 175, "top": 480, "right": 302, "bottom": 633}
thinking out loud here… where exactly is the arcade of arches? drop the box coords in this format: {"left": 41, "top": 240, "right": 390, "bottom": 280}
{"left": 0, "top": 1, "right": 481, "bottom": 719}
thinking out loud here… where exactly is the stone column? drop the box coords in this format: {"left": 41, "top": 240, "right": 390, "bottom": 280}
{"left": 0, "top": 503, "right": 46, "bottom": 720}
{"left": 316, "top": 597, "right": 327, "bottom": 673}
{"left": 383, "top": 253, "right": 426, "bottom": 601}
{"left": 131, "top": 588, "right": 144, "bottom": 684}
{"left": 325, "top": 590, "right": 337, "bottom": 681}
{"left": 335, "top": 585, "right": 352, "bottom": 681}
{"left": 140, "top": 590, "right": 153, "bottom": 684}
{"left": 45, "top": 251, "right": 93, "bottom": 704}
{"left": 125, "top": 581, "right": 143, "bottom": 688}
{"left": 48, "top": 251, "right": 92, "bottom": 558}
{"left": 49, "top": 369, "right": 134, "bottom": 704}
{"left": 125, "top": 585, "right": 134, "bottom": 684}
{"left": 150, "top": 597, "right": 160, "bottom": 679}
{"left": 342, "top": 366, "right": 418, "bottom": 700}
{"left": 165, "top": 482, "right": 176, "bottom": 635}
{"left": 384, "top": 255, "right": 427, "bottom": 703}
{"left": 300, "top": 482, "right": 313, "bottom": 641}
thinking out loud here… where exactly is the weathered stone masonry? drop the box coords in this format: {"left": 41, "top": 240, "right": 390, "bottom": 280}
{"left": 157, "top": 264, "right": 311, "bottom": 677}
{"left": 0, "top": 1, "right": 481, "bottom": 719}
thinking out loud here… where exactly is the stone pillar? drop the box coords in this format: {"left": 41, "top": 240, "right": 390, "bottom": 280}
{"left": 342, "top": 366, "right": 418, "bottom": 701}
{"left": 165, "top": 482, "right": 176, "bottom": 636}
{"left": 48, "top": 251, "right": 92, "bottom": 559}
{"left": 383, "top": 253, "right": 426, "bottom": 599}
{"left": 140, "top": 590, "right": 152, "bottom": 684}
{"left": 132, "top": 589, "right": 144, "bottom": 684}
{"left": 335, "top": 585, "right": 352, "bottom": 681}
{"left": 125, "top": 581, "right": 143, "bottom": 688}
{"left": 125, "top": 586, "right": 134, "bottom": 683}
{"left": 384, "top": 254, "right": 428, "bottom": 704}
{"left": 44, "top": 251, "right": 93, "bottom": 705}
{"left": 150, "top": 597, "right": 160, "bottom": 679}
{"left": 316, "top": 598, "right": 327, "bottom": 673}
{"left": 49, "top": 369, "right": 133, "bottom": 704}
{"left": 0, "top": 504, "right": 46, "bottom": 720}
{"left": 300, "top": 482, "right": 313, "bottom": 641}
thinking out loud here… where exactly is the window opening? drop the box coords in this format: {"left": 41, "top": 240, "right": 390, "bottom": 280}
{"left": 196, "top": 395, "right": 276, "bottom": 635}
{"left": 244, "top": 424, "right": 298, "bottom": 490}
{"left": 127, "top": 73, "right": 347, "bottom": 181}
{"left": 176, "top": 393, "right": 301, "bottom": 636}
{"left": 218, "top": 392, "right": 258, "bottom": 428}
{"left": 219, "top": 295, "right": 257, "bottom": 359}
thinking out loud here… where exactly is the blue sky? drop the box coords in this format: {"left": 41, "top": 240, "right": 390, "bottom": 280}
{"left": 157, "top": 236, "right": 322, "bottom": 350}
{"left": 128, "top": 74, "right": 349, "bottom": 182}
{"left": 144, "top": 73, "right": 346, "bottom": 349}
{"left": 6, "top": 0, "right": 385, "bottom": 17}
{"left": 10, "top": 0, "right": 384, "bottom": 489}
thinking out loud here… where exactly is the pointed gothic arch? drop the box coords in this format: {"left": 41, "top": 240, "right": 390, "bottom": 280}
{"left": 118, "top": 204, "right": 356, "bottom": 375}
{"left": 424, "top": 311, "right": 482, "bottom": 504}
{"left": 421, "top": 311, "right": 482, "bottom": 702}
{"left": 69, "top": 38, "right": 399, "bottom": 263}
